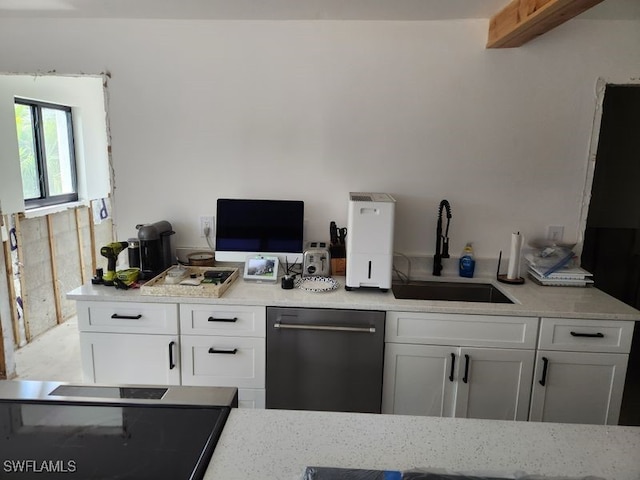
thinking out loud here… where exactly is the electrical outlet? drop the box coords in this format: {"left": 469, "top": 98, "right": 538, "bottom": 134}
{"left": 547, "top": 225, "right": 564, "bottom": 243}
{"left": 200, "top": 216, "right": 214, "bottom": 238}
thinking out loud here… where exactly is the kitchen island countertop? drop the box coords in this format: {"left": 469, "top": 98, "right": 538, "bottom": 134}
{"left": 205, "top": 408, "right": 640, "bottom": 480}
{"left": 67, "top": 273, "right": 640, "bottom": 321}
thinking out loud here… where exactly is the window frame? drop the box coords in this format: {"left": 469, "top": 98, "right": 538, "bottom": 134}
{"left": 15, "top": 97, "right": 79, "bottom": 209}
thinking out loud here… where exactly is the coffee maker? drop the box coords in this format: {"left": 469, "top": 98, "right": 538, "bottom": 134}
{"left": 135, "top": 220, "right": 175, "bottom": 280}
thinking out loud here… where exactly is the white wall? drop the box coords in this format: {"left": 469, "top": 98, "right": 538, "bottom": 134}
{"left": 0, "top": 18, "right": 638, "bottom": 259}
{"left": 0, "top": 74, "right": 111, "bottom": 214}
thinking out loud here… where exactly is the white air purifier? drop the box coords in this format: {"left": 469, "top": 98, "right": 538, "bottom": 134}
{"left": 345, "top": 192, "right": 396, "bottom": 291}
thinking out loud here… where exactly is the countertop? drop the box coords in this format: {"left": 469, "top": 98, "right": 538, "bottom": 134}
{"left": 67, "top": 274, "right": 640, "bottom": 321}
{"left": 205, "top": 408, "right": 640, "bottom": 480}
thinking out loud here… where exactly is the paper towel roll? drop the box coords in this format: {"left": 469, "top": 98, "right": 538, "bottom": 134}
{"left": 507, "top": 232, "right": 523, "bottom": 280}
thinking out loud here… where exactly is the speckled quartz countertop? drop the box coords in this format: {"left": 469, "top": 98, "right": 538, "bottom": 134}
{"left": 205, "top": 409, "right": 640, "bottom": 480}
{"left": 67, "top": 274, "right": 640, "bottom": 321}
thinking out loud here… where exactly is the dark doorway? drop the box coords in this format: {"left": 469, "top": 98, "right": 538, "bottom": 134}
{"left": 581, "top": 84, "right": 640, "bottom": 426}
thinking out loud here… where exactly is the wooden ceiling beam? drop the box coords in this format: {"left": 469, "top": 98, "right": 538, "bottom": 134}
{"left": 487, "top": 0, "right": 605, "bottom": 48}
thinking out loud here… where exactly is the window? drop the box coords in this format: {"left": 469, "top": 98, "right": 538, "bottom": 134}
{"left": 14, "top": 98, "right": 78, "bottom": 208}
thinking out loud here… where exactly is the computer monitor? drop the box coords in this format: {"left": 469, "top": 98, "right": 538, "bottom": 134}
{"left": 214, "top": 198, "right": 304, "bottom": 265}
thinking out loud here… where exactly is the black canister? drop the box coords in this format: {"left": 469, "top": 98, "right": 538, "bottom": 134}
{"left": 128, "top": 238, "right": 140, "bottom": 268}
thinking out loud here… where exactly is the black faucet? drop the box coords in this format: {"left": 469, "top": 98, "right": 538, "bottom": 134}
{"left": 433, "top": 199, "right": 452, "bottom": 276}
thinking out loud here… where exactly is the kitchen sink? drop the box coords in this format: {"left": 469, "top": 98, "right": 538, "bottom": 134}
{"left": 392, "top": 280, "right": 514, "bottom": 304}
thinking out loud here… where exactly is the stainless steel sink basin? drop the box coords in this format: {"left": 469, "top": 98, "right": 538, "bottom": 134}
{"left": 392, "top": 281, "right": 513, "bottom": 304}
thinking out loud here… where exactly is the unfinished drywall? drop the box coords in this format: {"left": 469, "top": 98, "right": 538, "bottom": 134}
{"left": 20, "top": 216, "right": 58, "bottom": 339}
{"left": 4, "top": 207, "right": 113, "bottom": 345}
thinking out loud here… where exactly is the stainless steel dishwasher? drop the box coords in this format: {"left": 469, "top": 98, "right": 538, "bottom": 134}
{"left": 266, "top": 307, "right": 385, "bottom": 413}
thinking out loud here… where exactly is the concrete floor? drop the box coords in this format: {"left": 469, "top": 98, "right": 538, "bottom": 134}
{"left": 14, "top": 316, "right": 83, "bottom": 383}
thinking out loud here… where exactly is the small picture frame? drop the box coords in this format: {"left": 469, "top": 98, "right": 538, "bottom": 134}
{"left": 243, "top": 255, "right": 279, "bottom": 282}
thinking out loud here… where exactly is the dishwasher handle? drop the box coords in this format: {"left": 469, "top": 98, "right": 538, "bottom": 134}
{"left": 273, "top": 322, "right": 376, "bottom": 334}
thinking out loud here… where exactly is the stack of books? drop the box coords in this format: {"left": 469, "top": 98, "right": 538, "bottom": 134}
{"left": 527, "top": 264, "right": 594, "bottom": 287}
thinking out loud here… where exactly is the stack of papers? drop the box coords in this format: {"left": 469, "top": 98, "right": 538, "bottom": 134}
{"left": 524, "top": 246, "right": 593, "bottom": 287}
{"left": 527, "top": 265, "right": 594, "bottom": 287}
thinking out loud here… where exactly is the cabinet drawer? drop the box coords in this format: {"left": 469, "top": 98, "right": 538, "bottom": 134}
{"left": 386, "top": 311, "right": 538, "bottom": 349}
{"left": 539, "top": 318, "right": 634, "bottom": 353}
{"left": 77, "top": 301, "right": 178, "bottom": 334}
{"left": 180, "top": 336, "right": 265, "bottom": 388}
{"left": 180, "top": 304, "right": 266, "bottom": 337}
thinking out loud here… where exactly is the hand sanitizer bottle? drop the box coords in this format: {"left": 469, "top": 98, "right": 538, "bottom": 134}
{"left": 459, "top": 243, "right": 476, "bottom": 278}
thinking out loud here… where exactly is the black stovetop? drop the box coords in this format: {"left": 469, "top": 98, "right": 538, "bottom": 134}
{"left": 0, "top": 399, "right": 229, "bottom": 479}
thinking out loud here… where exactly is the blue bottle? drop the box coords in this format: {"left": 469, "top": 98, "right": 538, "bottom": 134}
{"left": 459, "top": 242, "right": 476, "bottom": 278}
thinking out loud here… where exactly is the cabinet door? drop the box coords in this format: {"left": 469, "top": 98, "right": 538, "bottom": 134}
{"left": 382, "top": 343, "right": 456, "bottom": 416}
{"left": 80, "top": 332, "right": 180, "bottom": 385}
{"left": 454, "top": 347, "right": 534, "bottom": 421}
{"left": 529, "top": 351, "right": 628, "bottom": 425}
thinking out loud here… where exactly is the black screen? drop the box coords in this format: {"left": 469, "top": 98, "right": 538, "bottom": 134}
{"left": 215, "top": 199, "right": 304, "bottom": 255}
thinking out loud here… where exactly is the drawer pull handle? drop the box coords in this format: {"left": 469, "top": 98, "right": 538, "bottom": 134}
{"left": 208, "top": 316, "right": 238, "bottom": 323}
{"left": 168, "top": 341, "right": 176, "bottom": 370}
{"left": 539, "top": 357, "right": 549, "bottom": 386}
{"left": 111, "top": 314, "right": 142, "bottom": 320}
{"left": 449, "top": 353, "right": 456, "bottom": 382}
{"left": 273, "top": 322, "right": 375, "bottom": 333}
{"left": 208, "top": 348, "right": 238, "bottom": 355}
{"left": 570, "top": 331, "right": 604, "bottom": 338}
{"left": 462, "top": 354, "right": 470, "bottom": 384}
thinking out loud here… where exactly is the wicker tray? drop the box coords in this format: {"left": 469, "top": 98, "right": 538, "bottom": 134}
{"left": 140, "top": 266, "right": 239, "bottom": 298}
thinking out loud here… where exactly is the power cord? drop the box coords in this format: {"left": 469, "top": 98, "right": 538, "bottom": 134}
{"left": 392, "top": 252, "right": 411, "bottom": 284}
{"left": 204, "top": 225, "right": 215, "bottom": 252}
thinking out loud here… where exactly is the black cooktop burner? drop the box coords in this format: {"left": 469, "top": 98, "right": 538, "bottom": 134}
{"left": 0, "top": 399, "right": 229, "bottom": 480}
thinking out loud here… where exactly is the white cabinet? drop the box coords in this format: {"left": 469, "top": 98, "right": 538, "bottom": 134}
{"left": 529, "top": 317, "right": 634, "bottom": 425}
{"left": 72, "top": 293, "right": 636, "bottom": 423}
{"left": 383, "top": 312, "right": 537, "bottom": 421}
{"left": 384, "top": 311, "right": 538, "bottom": 348}
{"left": 382, "top": 344, "right": 455, "bottom": 417}
{"left": 75, "top": 300, "right": 266, "bottom": 407}
{"left": 80, "top": 332, "right": 180, "bottom": 385}
{"left": 77, "top": 301, "right": 180, "bottom": 385}
{"left": 180, "top": 304, "right": 266, "bottom": 408}
{"left": 77, "top": 300, "right": 178, "bottom": 334}
{"left": 454, "top": 347, "right": 535, "bottom": 420}
{"left": 536, "top": 317, "right": 632, "bottom": 353}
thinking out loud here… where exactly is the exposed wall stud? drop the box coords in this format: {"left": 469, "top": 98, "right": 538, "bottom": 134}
{"left": 46, "top": 215, "right": 63, "bottom": 325}
{"left": 14, "top": 215, "right": 29, "bottom": 342}
{"left": 75, "top": 207, "right": 87, "bottom": 284}
{"left": 88, "top": 203, "right": 97, "bottom": 274}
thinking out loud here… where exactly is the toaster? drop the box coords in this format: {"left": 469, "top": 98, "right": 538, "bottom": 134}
{"left": 302, "top": 242, "right": 331, "bottom": 277}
